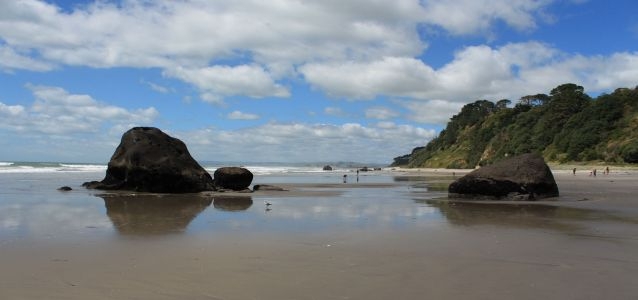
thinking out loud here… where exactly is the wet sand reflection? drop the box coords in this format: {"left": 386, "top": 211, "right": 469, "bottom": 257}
{"left": 99, "top": 194, "right": 212, "bottom": 235}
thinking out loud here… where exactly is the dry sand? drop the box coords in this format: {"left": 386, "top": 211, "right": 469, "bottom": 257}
{"left": 1, "top": 169, "right": 637, "bottom": 299}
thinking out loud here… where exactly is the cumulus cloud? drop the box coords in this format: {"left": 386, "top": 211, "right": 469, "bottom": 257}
{"left": 0, "top": 0, "right": 552, "bottom": 66}
{"left": 179, "top": 122, "right": 436, "bottom": 163}
{"left": 365, "top": 107, "right": 400, "bottom": 120}
{"left": 0, "top": 0, "right": 560, "bottom": 101}
{"left": 0, "top": 0, "right": 427, "bottom": 97}
{"left": 3, "top": 1, "right": 629, "bottom": 105}
{"left": 301, "top": 42, "right": 638, "bottom": 121}
{"left": 0, "top": 84, "right": 158, "bottom": 134}
{"left": 164, "top": 65, "right": 290, "bottom": 100}
{"left": 301, "top": 56, "right": 437, "bottom": 100}
{"left": 401, "top": 100, "right": 464, "bottom": 124}
{"left": 0, "top": 45, "right": 54, "bottom": 72}
{"left": 421, "top": 0, "right": 552, "bottom": 35}
{"left": 227, "top": 110, "right": 260, "bottom": 120}
{"left": 0, "top": 102, "right": 25, "bottom": 116}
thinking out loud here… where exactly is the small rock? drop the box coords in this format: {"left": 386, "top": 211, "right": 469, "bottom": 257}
{"left": 58, "top": 186, "right": 72, "bottom": 191}
{"left": 213, "top": 167, "right": 253, "bottom": 191}
{"left": 253, "top": 184, "right": 288, "bottom": 191}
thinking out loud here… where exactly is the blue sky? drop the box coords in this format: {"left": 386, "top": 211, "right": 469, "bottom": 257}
{"left": 1, "top": 0, "right": 637, "bottom": 164}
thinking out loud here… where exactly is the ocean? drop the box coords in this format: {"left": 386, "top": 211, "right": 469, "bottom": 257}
{"left": 0, "top": 161, "right": 383, "bottom": 175}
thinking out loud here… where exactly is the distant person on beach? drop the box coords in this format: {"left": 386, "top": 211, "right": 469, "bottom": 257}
{"left": 572, "top": 168, "right": 576, "bottom": 175}
{"left": 605, "top": 166, "right": 610, "bottom": 175}
{"left": 593, "top": 169, "right": 597, "bottom": 177}
{"left": 343, "top": 174, "right": 347, "bottom": 183}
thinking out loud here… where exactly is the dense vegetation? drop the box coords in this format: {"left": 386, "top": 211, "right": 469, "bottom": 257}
{"left": 393, "top": 84, "right": 638, "bottom": 168}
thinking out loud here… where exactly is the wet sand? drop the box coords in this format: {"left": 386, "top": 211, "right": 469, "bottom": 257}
{"left": 1, "top": 170, "right": 638, "bottom": 299}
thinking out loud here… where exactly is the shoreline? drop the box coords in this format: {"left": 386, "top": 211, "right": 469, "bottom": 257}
{"left": 1, "top": 168, "right": 638, "bottom": 299}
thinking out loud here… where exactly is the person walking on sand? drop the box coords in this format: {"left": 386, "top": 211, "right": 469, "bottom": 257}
{"left": 593, "top": 169, "right": 597, "bottom": 177}
{"left": 605, "top": 166, "right": 610, "bottom": 175}
{"left": 573, "top": 168, "right": 576, "bottom": 175}
{"left": 343, "top": 174, "right": 347, "bottom": 183}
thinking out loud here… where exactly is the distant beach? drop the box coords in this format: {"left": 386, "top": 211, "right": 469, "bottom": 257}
{"left": 1, "top": 163, "right": 637, "bottom": 299}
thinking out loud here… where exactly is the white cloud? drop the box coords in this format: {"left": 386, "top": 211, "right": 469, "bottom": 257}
{"left": 0, "top": 84, "right": 158, "bottom": 134}
{"left": 164, "top": 65, "right": 290, "bottom": 100}
{"left": 401, "top": 100, "right": 464, "bottom": 124}
{"left": 228, "top": 110, "right": 260, "bottom": 120}
{"left": 0, "top": 0, "right": 550, "bottom": 71}
{"left": 0, "top": 0, "right": 428, "bottom": 99}
{"left": 180, "top": 122, "right": 436, "bottom": 163}
{"left": 0, "top": 45, "right": 54, "bottom": 72}
{"left": 301, "top": 42, "right": 638, "bottom": 123}
{"left": 365, "top": 107, "right": 399, "bottom": 120}
{"left": 301, "top": 56, "right": 438, "bottom": 100}
{"left": 0, "top": 0, "right": 559, "bottom": 101}
{"left": 0, "top": 102, "right": 25, "bottom": 116}
{"left": 421, "top": 0, "right": 552, "bottom": 35}
{"left": 1, "top": 0, "right": 635, "bottom": 132}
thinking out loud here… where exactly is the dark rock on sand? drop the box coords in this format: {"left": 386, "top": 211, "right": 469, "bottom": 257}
{"left": 213, "top": 167, "right": 253, "bottom": 191}
{"left": 448, "top": 153, "right": 559, "bottom": 200}
{"left": 57, "top": 186, "right": 72, "bottom": 191}
{"left": 253, "top": 184, "right": 288, "bottom": 191}
{"left": 323, "top": 165, "right": 333, "bottom": 171}
{"left": 83, "top": 127, "right": 214, "bottom": 193}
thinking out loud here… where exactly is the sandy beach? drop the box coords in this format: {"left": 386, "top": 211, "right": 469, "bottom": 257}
{"left": 1, "top": 169, "right": 637, "bottom": 299}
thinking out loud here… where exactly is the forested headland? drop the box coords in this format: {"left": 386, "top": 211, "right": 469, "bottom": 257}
{"left": 393, "top": 83, "right": 638, "bottom": 168}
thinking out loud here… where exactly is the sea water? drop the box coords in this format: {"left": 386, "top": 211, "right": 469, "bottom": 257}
{"left": 0, "top": 161, "right": 450, "bottom": 242}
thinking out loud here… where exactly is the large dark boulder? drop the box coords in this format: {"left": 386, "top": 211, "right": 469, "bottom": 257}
{"left": 448, "top": 153, "right": 559, "bottom": 200}
{"left": 213, "top": 167, "right": 253, "bottom": 190}
{"left": 83, "top": 127, "right": 215, "bottom": 193}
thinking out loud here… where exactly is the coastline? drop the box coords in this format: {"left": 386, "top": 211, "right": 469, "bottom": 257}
{"left": 1, "top": 167, "right": 637, "bottom": 299}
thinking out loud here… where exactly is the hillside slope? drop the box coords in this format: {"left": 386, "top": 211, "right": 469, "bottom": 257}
{"left": 394, "top": 84, "right": 638, "bottom": 168}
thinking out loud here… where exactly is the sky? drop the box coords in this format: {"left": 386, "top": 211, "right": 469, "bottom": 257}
{"left": 1, "top": 0, "right": 637, "bottom": 164}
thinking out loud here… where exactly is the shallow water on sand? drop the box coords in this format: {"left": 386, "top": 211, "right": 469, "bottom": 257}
{"left": 0, "top": 171, "right": 452, "bottom": 241}
{"left": 1, "top": 171, "right": 636, "bottom": 240}
{"left": 2, "top": 171, "right": 638, "bottom": 299}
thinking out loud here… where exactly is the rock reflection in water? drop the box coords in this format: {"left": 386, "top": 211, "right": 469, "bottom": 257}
{"left": 424, "top": 200, "right": 588, "bottom": 231}
{"left": 213, "top": 197, "right": 253, "bottom": 211}
{"left": 99, "top": 194, "right": 212, "bottom": 235}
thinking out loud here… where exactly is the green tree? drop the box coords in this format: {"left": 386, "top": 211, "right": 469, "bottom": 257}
{"left": 496, "top": 99, "right": 511, "bottom": 110}
{"left": 519, "top": 94, "right": 549, "bottom": 106}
